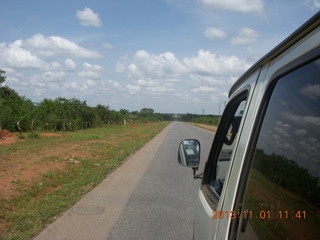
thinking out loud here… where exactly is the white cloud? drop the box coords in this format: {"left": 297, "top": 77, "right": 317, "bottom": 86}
{"left": 43, "top": 71, "right": 66, "bottom": 81}
{"left": 128, "top": 63, "right": 138, "bottom": 73}
{"left": 109, "top": 80, "right": 122, "bottom": 89}
{"left": 115, "top": 62, "right": 126, "bottom": 73}
{"left": 199, "top": 0, "right": 264, "bottom": 13}
{"left": 0, "top": 35, "right": 103, "bottom": 72}
{"left": 274, "top": 120, "right": 291, "bottom": 138}
{"left": 82, "top": 62, "right": 103, "bottom": 71}
{"left": 191, "top": 86, "right": 217, "bottom": 93}
{"left": 41, "top": 71, "right": 66, "bottom": 81}
{"left": 126, "top": 84, "right": 141, "bottom": 93}
{"left": 136, "top": 79, "right": 158, "bottom": 87}
{"left": 230, "top": 28, "right": 259, "bottom": 45}
{"left": 0, "top": 34, "right": 108, "bottom": 104}
{"left": 0, "top": 41, "right": 48, "bottom": 69}
{"left": 300, "top": 84, "right": 320, "bottom": 100}
{"left": 145, "top": 86, "right": 175, "bottom": 93}
{"left": 24, "top": 34, "right": 103, "bottom": 59}
{"left": 204, "top": 27, "right": 227, "bottom": 40}
{"left": 183, "top": 49, "right": 250, "bottom": 75}
{"left": 78, "top": 71, "right": 101, "bottom": 79}
{"left": 65, "top": 58, "right": 77, "bottom": 70}
{"left": 30, "top": 71, "right": 66, "bottom": 88}
{"left": 315, "top": 0, "right": 320, "bottom": 8}
{"left": 85, "top": 79, "right": 97, "bottom": 86}
{"left": 115, "top": 50, "right": 187, "bottom": 98}
{"left": 115, "top": 51, "right": 185, "bottom": 91}
{"left": 51, "top": 61, "right": 61, "bottom": 69}
{"left": 283, "top": 112, "right": 320, "bottom": 127}
{"left": 113, "top": 49, "right": 251, "bottom": 111}
{"left": 78, "top": 63, "right": 104, "bottom": 79}
{"left": 65, "top": 81, "right": 80, "bottom": 91}
{"left": 130, "top": 50, "right": 186, "bottom": 79}
{"left": 76, "top": 8, "right": 102, "bottom": 27}
{"left": 295, "top": 129, "right": 307, "bottom": 138}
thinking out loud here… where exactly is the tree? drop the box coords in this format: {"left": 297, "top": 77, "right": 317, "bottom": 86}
{"left": 0, "top": 69, "right": 6, "bottom": 85}
{"left": 0, "top": 71, "right": 171, "bottom": 132}
{"left": 119, "top": 109, "right": 130, "bottom": 115}
{"left": 95, "top": 104, "right": 111, "bottom": 124}
{"left": 139, "top": 108, "right": 154, "bottom": 116}
{"left": 0, "top": 86, "right": 35, "bottom": 132}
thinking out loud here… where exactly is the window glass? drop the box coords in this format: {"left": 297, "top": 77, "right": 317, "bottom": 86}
{"left": 211, "top": 97, "right": 247, "bottom": 196}
{"left": 240, "top": 59, "right": 320, "bottom": 239}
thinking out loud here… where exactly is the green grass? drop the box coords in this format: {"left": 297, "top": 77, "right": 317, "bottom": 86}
{"left": 27, "top": 133, "right": 40, "bottom": 139}
{"left": 0, "top": 122, "right": 170, "bottom": 240}
{"left": 69, "top": 134, "right": 103, "bottom": 141}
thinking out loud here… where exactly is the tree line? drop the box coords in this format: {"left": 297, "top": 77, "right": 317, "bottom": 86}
{"left": 0, "top": 70, "right": 173, "bottom": 133}
{"left": 178, "top": 113, "right": 220, "bottom": 126}
{"left": 254, "top": 149, "right": 319, "bottom": 208}
{"left": 0, "top": 69, "right": 220, "bottom": 133}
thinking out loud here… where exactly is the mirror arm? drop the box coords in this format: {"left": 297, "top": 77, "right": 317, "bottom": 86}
{"left": 193, "top": 168, "right": 203, "bottom": 179}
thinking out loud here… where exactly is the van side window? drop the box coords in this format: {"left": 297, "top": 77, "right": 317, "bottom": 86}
{"left": 239, "top": 58, "right": 320, "bottom": 239}
{"left": 209, "top": 95, "right": 247, "bottom": 196}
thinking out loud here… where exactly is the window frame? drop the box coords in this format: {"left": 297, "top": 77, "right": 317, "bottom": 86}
{"left": 201, "top": 89, "right": 249, "bottom": 207}
{"left": 229, "top": 47, "right": 320, "bottom": 240}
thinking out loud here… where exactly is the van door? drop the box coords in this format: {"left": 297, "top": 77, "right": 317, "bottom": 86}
{"left": 235, "top": 55, "right": 320, "bottom": 239}
{"left": 194, "top": 91, "right": 248, "bottom": 239}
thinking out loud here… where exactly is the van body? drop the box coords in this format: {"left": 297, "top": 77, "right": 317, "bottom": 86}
{"left": 178, "top": 12, "right": 320, "bottom": 240}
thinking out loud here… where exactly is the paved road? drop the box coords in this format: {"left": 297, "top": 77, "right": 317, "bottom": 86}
{"left": 33, "top": 122, "right": 214, "bottom": 240}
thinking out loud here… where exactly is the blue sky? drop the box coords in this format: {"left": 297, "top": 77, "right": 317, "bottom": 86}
{"left": 0, "top": 0, "right": 319, "bottom": 114}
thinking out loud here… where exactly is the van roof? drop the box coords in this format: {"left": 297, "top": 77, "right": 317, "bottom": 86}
{"left": 229, "top": 11, "right": 320, "bottom": 97}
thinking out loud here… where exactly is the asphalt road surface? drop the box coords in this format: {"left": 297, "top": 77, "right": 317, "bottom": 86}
{"left": 33, "top": 122, "right": 214, "bottom": 240}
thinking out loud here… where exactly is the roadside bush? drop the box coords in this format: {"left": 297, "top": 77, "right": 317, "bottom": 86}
{"left": 28, "top": 132, "right": 40, "bottom": 139}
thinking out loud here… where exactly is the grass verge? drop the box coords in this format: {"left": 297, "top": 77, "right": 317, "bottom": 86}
{"left": 0, "top": 121, "right": 170, "bottom": 240}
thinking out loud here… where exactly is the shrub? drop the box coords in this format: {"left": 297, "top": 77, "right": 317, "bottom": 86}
{"left": 28, "top": 132, "right": 40, "bottom": 139}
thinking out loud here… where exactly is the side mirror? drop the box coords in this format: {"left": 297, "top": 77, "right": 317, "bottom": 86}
{"left": 178, "top": 139, "right": 200, "bottom": 169}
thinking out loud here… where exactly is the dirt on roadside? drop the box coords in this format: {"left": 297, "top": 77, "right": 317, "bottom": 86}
{"left": 0, "top": 130, "right": 18, "bottom": 145}
{"left": 0, "top": 130, "right": 143, "bottom": 201}
{"left": 190, "top": 123, "right": 217, "bottom": 132}
{"left": 0, "top": 131, "right": 72, "bottom": 200}
{"left": 41, "top": 133, "right": 62, "bottom": 137}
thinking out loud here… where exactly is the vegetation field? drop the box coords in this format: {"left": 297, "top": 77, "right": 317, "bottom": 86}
{"left": 0, "top": 121, "right": 169, "bottom": 240}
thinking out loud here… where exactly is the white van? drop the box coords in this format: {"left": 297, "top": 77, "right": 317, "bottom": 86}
{"left": 178, "top": 12, "right": 320, "bottom": 240}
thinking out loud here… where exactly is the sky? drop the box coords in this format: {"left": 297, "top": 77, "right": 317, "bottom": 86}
{"left": 0, "top": 0, "right": 319, "bottom": 114}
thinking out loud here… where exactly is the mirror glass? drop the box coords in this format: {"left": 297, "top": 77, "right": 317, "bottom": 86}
{"left": 178, "top": 139, "right": 200, "bottom": 168}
